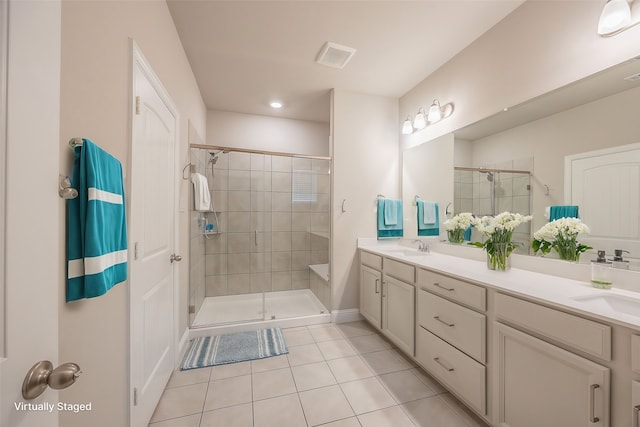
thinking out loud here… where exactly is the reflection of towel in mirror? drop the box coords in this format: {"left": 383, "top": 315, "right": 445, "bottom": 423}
{"left": 417, "top": 200, "right": 439, "bottom": 237}
{"left": 191, "top": 173, "right": 211, "bottom": 211}
{"left": 547, "top": 205, "right": 579, "bottom": 221}
{"left": 422, "top": 201, "right": 437, "bottom": 224}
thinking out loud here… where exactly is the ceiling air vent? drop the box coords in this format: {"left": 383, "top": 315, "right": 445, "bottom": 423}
{"left": 315, "top": 42, "right": 356, "bottom": 69}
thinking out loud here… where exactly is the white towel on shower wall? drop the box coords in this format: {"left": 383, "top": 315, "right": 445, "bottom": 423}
{"left": 191, "top": 172, "right": 211, "bottom": 211}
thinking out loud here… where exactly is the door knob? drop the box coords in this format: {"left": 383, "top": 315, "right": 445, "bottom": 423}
{"left": 170, "top": 254, "right": 182, "bottom": 263}
{"left": 22, "top": 361, "right": 82, "bottom": 400}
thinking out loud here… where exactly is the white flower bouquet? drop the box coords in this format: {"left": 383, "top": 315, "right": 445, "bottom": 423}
{"left": 443, "top": 212, "right": 474, "bottom": 243}
{"left": 532, "top": 217, "right": 591, "bottom": 262}
{"left": 470, "top": 212, "right": 532, "bottom": 270}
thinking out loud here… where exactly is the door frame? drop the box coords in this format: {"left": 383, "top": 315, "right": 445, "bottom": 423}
{"left": 128, "top": 39, "right": 181, "bottom": 425}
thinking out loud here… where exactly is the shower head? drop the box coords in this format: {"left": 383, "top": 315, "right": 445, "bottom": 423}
{"left": 486, "top": 171, "right": 494, "bottom": 182}
{"left": 208, "top": 150, "right": 229, "bottom": 165}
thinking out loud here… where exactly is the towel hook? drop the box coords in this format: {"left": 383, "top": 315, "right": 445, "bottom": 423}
{"left": 182, "top": 163, "right": 193, "bottom": 180}
{"left": 59, "top": 175, "right": 78, "bottom": 199}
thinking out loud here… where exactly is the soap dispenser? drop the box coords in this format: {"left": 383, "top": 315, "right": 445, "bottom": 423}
{"left": 591, "top": 250, "right": 613, "bottom": 289}
{"left": 612, "top": 249, "right": 630, "bottom": 270}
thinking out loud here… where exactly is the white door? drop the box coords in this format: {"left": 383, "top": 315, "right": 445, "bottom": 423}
{"left": 565, "top": 143, "right": 640, "bottom": 256}
{"left": 130, "top": 43, "right": 179, "bottom": 427}
{"left": 1, "top": 1, "right": 61, "bottom": 426}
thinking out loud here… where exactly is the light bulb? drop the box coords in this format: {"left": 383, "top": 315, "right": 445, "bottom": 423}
{"left": 598, "top": 0, "right": 631, "bottom": 35}
{"left": 427, "top": 100, "right": 442, "bottom": 123}
{"left": 402, "top": 117, "right": 414, "bottom": 135}
{"left": 413, "top": 108, "right": 427, "bottom": 130}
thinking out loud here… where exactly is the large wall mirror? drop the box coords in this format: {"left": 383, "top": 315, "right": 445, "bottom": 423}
{"left": 404, "top": 56, "right": 640, "bottom": 261}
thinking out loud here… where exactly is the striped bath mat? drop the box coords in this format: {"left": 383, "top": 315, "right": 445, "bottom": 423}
{"left": 180, "top": 328, "right": 288, "bottom": 370}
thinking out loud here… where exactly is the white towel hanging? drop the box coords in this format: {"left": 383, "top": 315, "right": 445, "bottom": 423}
{"left": 191, "top": 173, "right": 211, "bottom": 211}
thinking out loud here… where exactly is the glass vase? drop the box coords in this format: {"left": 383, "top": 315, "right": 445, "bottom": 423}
{"left": 555, "top": 240, "right": 580, "bottom": 262}
{"left": 486, "top": 242, "right": 511, "bottom": 271}
{"left": 447, "top": 228, "right": 465, "bottom": 244}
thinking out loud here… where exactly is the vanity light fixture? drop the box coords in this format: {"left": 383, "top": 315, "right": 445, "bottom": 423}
{"left": 402, "top": 116, "right": 414, "bottom": 135}
{"left": 598, "top": 0, "right": 640, "bottom": 36}
{"left": 427, "top": 99, "right": 443, "bottom": 123}
{"left": 413, "top": 108, "right": 427, "bottom": 130}
{"left": 401, "top": 99, "right": 455, "bottom": 135}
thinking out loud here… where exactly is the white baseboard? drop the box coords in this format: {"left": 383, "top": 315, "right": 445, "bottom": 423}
{"left": 331, "top": 308, "right": 363, "bottom": 324}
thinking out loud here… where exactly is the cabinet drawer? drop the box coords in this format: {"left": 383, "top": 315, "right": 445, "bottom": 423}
{"left": 416, "top": 326, "right": 486, "bottom": 415}
{"left": 361, "top": 251, "right": 382, "bottom": 270}
{"left": 418, "top": 290, "right": 486, "bottom": 363}
{"left": 384, "top": 258, "right": 415, "bottom": 283}
{"left": 495, "top": 293, "right": 611, "bottom": 361}
{"left": 417, "top": 269, "right": 485, "bottom": 311}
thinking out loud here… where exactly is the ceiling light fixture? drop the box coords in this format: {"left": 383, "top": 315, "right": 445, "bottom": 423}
{"left": 270, "top": 101, "right": 283, "bottom": 109}
{"left": 401, "top": 99, "right": 455, "bottom": 135}
{"left": 598, "top": 0, "right": 640, "bottom": 36}
{"left": 402, "top": 116, "right": 414, "bottom": 135}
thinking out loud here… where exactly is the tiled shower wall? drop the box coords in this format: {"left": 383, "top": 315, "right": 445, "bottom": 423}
{"left": 191, "top": 149, "right": 330, "bottom": 299}
{"left": 454, "top": 160, "right": 532, "bottom": 253}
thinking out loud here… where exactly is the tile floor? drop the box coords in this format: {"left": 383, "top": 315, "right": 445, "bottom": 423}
{"left": 148, "top": 321, "right": 489, "bottom": 427}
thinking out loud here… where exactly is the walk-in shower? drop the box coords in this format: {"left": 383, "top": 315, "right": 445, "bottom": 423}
{"left": 454, "top": 166, "right": 532, "bottom": 251}
{"left": 188, "top": 145, "right": 332, "bottom": 331}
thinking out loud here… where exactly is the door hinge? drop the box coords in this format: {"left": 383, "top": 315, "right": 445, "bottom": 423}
{"left": 133, "top": 387, "right": 138, "bottom": 406}
{"left": 189, "top": 304, "right": 195, "bottom": 314}
{"left": 135, "top": 96, "right": 141, "bottom": 115}
{"left": 134, "top": 242, "right": 139, "bottom": 260}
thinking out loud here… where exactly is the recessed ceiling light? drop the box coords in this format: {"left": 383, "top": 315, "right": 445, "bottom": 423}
{"left": 270, "top": 101, "right": 283, "bottom": 109}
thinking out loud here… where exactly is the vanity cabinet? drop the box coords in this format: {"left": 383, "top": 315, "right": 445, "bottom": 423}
{"left": 382, "top": 274, "right": 415, "bottom": 355}
{"left": 360, "top": 264, "right": 382, "bottom": 328}
{"left": 359, "top": 251, "right": 415, "bottom": 356}
{"left": 495, "top": 322, "right": 610, "bottom": 427}
{"left": 494, "top": 293, "right": 611, "bottom": 427}
{"left": 415, "top": 268, "right": 487, "bottom": 415}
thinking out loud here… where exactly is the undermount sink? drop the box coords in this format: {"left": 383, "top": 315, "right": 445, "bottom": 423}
{"left": 384, "top": 249, "right": 430, "bottom": 257}
{"left": 571, "top": 294, "right": 640, "bottom": 319}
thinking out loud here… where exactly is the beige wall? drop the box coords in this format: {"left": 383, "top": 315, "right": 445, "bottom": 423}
{"left": 400, "top": 0, "right": 640, "bottom": 151}
{"left": 59, "top": 1, "right": 206, "bottom": 426}
{"left": 207, "top": 110, "right": 329, "bottom": 156}
{"left": 468, "top": 85, "right": 640, "bottom": 234}
{"left": 331, "top": 90, "right": 400, "bottom": 311}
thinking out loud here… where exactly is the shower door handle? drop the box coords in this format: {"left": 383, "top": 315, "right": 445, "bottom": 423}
{"left": 254, "top": 230, "right": 258, "bottom": 245}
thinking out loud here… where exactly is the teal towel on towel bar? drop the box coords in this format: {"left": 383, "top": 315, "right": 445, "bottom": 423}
{"left": 549, "top": 205, "right": 579, "bottom": 221}
{"left": 417, "top": 200, "right": 440, "bottom": 237}
{"left": 377, "top": 198, "right": 403, "bottom": 238}
{"left": 383, "top": 199, "right": 399, "bottom": 225}
{"left": 66, "top": 138, "right": 128, "bottom": 302}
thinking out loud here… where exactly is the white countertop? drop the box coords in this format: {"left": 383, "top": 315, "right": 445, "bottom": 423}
{"left": 358, "top": 239, "right": 640, "bottom": 331}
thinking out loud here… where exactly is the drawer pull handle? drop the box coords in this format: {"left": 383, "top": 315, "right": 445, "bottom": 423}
{"left": 433, "top": 357, "right": 454, "bottom": 372}
{"left": 433, "top": 282, "right": 455, "bottom": 292}
{"left": 375, "top": 278, "right": 380, "bottom": 294}
{"left": 589, "top": 384, "right": 600, "bottom": 423}
{"left": 634, "top": 404, "right": 640, "bottom": 427}
{"left": 433, "top": 316, "right": 455, "bottom": 327}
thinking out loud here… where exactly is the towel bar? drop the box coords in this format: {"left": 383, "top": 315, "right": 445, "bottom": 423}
{"left": 69, "top": 137, "right": 83, "bottom": 148}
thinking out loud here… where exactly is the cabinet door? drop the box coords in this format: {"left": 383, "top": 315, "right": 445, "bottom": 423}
{"left": 494, "top": 322, "right": 610, "bottom": 427}
{"left": 382, "top": 275, "right": 415, "bottom": 356}
{"left": 360, "top": 265, "right": 382, "bottom": 329}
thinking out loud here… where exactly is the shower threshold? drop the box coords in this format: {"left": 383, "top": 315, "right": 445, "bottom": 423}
{"left": 189, "top": 289, "right": 330, "bottom": 338}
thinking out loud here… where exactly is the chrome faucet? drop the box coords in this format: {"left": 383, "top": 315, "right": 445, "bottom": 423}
{"left": 412, "top": 239, "right": 430, "bottom": 253}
